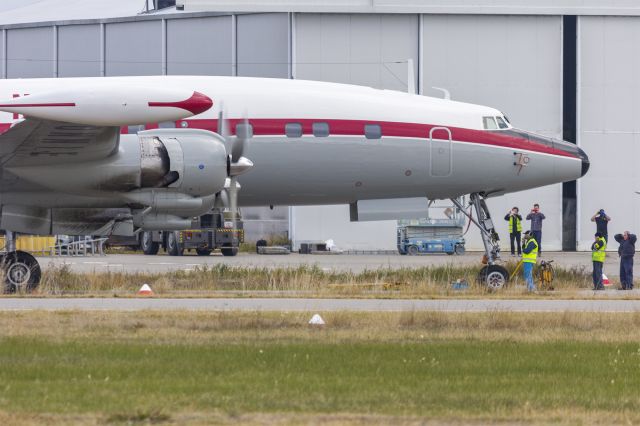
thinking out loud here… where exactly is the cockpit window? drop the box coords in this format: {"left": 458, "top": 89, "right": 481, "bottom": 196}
{"left": 483, "top": 116, "right": 498, "bottom": 130}
{"left": 496, "top": 116, "right": 509, "bottom": 129}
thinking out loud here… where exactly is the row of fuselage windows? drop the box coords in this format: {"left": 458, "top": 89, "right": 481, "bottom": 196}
{"left": 128, "top": 122, "right": 384, "bottom": 139}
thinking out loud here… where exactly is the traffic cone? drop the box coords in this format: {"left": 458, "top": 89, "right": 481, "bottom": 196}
{"left": 138, "top": 283, "right": 154, "bottom": 295}
{"left": 308, "top": 314, "right": 325, "bottom": 325}
{"left": 602, "top": 274, "right": 611, "bottom": 286}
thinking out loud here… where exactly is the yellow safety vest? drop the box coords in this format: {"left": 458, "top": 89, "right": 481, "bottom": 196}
{"left": 508, "top": 215, "right": 522, "bottom": 233}
{"left": 592, "top": 237, "right": 607, "bottom": 263}
{"left": 522, "top": 238, "right": 538, "bottom": 264}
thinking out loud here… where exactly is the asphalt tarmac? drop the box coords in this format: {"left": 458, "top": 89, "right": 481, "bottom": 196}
{"left": 37, "top": 251, "right": 601, "bottom": 274}
{"left": 1, "top": 297, "right": 639, "bottom": 312}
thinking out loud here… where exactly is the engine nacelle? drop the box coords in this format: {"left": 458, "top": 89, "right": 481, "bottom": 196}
{"left": 138, "top": 128, "right": 228, "bottom": 197}
{"left": 132, "top": 212, "right": 195, "bottom": 231}
{"left": 5, "top": 128, "right": 229, "bottom": 198}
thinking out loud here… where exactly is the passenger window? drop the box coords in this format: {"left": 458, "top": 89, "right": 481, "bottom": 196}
{"left": 495, "top": 116, "right": 508, "bottom": 129}
{"left": 285, "top": 123, "right": 303, "bottom": 138}
{"left": 236, "top": 123, "right": 253, "bottom": 139}
{"left": 312, "top": 122, "right": 330, "bottom": 137}
{"left": 364, "top": 124, "right": 382, "bottom": 139}
{"left": 482, "top": 117, "right": 497, "bottom": 130}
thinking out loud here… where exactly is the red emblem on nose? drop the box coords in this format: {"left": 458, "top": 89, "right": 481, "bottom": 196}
{"left": 148, "top": 91, "right": 213, "bottom": 115}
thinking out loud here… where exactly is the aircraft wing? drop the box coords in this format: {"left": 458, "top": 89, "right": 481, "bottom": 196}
{"left": 0, "top": 85, "right": 213, "bottom": 168}
{"left": 0, "top": 118, "right": 120, "bottom": 168}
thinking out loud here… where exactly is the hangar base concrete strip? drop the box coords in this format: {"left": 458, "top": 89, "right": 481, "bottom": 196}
{"left": 0, "top": 298, "right": 639, "bottom": 312}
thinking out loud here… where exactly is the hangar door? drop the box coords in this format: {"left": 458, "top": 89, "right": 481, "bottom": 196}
{"left": 429, "top": 127, "right": 452, "bottom": 176}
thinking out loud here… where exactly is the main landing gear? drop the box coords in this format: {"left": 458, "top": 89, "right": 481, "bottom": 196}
{"left": 451, "top": 193, "right": 509, "bottom": 290}
{"left": 1, "top": 231, "right": 42, "bottom": 294}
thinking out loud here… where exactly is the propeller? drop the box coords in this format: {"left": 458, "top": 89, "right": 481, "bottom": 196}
{"left": 218, "top": 106, "right": 253, "bottom": 233}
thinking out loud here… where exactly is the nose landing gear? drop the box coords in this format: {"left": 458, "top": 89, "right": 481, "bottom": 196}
{"left": 451, "top": 193, "right": 509, "bottom": 290}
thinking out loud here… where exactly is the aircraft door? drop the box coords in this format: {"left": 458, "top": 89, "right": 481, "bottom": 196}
{"left": 429, "top": 127, "right": 452, "bottom": 177}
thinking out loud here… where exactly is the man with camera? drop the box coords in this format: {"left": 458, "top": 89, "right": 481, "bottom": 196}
{"left": 504, "top": 207, "right": 523, "bottom": 256}
{"left": 526, "top": 203, "right": 545, "bottom": 255}
{"left": 590, "top": 209, "right": 611, "bottom": 242}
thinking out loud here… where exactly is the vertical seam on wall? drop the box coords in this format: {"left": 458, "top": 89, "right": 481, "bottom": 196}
{"left": 52, "top": 25, "right": 58, "bottom": 78}
{"left": 1, "top": 29, "right": 6, "bottom": 79}
{"left": 100, "top": 23, "right": 105, "bottom": 77}
{"left": 161, "top": 19, "right": 167, "bottom": 75}
{"left": 231, "top": 14, "right": 237, "bottom": 76}
{"left": 290, "top": 12, "right": 297, "bottom": 79}
{"left": 418, "top": 13, "right": 423, "bottom": 95}
{"left": 576, "top": 16, "right": 582, "bottom": 246}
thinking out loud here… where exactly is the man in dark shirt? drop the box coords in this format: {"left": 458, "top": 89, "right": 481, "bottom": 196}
{"left": 614, "top": 231, "right": 636, "bottom": 290}
{"left": 526, "top": 203, "right": 545, "bottom": 255}
{"left": 591, "top": 209, "right": 611, "bottom": 242}
{"left": 504, "top": 207, "right": 523, "bottom": 256}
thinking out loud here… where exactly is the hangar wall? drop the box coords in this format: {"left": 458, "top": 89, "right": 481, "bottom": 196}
{"left": 578, "top": 16, "right": 640, "bottom": 250}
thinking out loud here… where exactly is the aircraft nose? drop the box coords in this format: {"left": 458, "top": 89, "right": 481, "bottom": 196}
{"left": 578, "top": 146, "right": 590, "bottom": 177}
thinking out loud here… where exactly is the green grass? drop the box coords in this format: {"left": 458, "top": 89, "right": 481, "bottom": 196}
{"left": 1, "top": 338, "right": 639, "bottom": 421}
{"left": 1, "top": 311, "right": 640, "bottom": 424}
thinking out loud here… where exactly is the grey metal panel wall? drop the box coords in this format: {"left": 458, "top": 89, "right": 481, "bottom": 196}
{"left": 6, "top": 27, "right": 53, "bottom": 78}
{"left": 237, "top": 13, "right": 288, "bottom": 77}
{"left": 578, "top": 16, "right": 640, "bottom": 249}
{"left": 295, "top": 14, "right": 418, "bottom": 91}
{"left": 105, "top": 20, "right": 162, "bottom": 76}
{"left": 423, "top": 14, "right": 563, "bottom": 250}
{"left": 167, "top": 16, "right": 233, "bottom": 76}
{"left": 58, "top": 24, "right": 101, "bottom": 77}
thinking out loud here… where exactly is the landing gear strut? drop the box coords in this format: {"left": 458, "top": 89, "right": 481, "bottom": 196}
{"left": 451, "top": 193, "right": 509, "bottom": 290}
{"left": 1, "top": 231, "right": 41, "bottom": 293}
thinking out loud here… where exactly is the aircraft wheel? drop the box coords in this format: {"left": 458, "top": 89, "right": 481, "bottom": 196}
{"left": 166, "top": 232, "right": 184, "bottom": 256}
{"left": 3, "top": 251, "right": 41, "bottom": 294}
{"left": 141, "top": 232, "right": 159, "bottom": 255}
{"left": 221, "top": 247, "right": 238, "bottom": 257}
{"left": 196, "top": 248, "right": 212, "bottom": 256}
{"left": 407, "top": 245, "right": 419, "bottom": 256}
{"left": 477, "top": 265, "right": 509, "bottom": 291}
{"left": 454, "top": 245, "right": 466, "bottom": 255}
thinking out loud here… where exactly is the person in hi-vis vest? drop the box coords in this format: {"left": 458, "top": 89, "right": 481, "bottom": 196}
{"left": 504, "top": 207, "right": 523, "bottom": 256}
{"left": 522, "top": 230, "right": 539, "bottom": 292}
{"left": 591, "top": 232, "right": 606, "bottom": 291}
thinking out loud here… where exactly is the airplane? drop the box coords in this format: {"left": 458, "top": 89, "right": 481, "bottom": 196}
{"left": 0, "top": 76, "right": 589, "bottom": 291}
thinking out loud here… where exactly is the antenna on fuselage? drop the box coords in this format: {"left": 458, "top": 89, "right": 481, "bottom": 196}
{"left": 431, "top": 87, "right": 451, "bottom": 100}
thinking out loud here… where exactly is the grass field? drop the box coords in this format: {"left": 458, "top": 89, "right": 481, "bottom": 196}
{"left": 33, "top": 261, "right": 596, "bottom": 298}
{"left": 1, "top": 311, "right": 640, "bottom": 424}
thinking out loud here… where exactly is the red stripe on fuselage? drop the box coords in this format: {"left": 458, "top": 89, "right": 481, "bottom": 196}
{"left": 171, "top": 118, "right": 577, "bottom": 159}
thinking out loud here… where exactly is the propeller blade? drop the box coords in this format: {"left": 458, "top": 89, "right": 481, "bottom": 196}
{"left": 231, "top": 115, "right": 251, "bottom": 163}
{"left": 229, "top": 177, "right": 238, "bottom": 231}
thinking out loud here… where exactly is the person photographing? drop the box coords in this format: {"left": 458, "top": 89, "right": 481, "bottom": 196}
{"left": 591, "top": 232, "right": 606, "bottom": 290}
{"left": 590, "top": 209, "right": 611, "bottom": 242}
{"left": 526, "top": 203, "right": 545, "bottom": 255}
{"left": 504, "top": 207, "right": 523, "bottom": 256}
{"left": 522, "top": 230, "right": 539, "bottom": 292}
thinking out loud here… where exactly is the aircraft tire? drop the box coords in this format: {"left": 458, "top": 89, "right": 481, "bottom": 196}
{"left": 454, "top": 245, "right": 465, "bottom": 255}
{"left": 166, "top": 232, "right": 184, "bottom": 256}
{"left": 141, "top": 232, "right": 160, "bottom": 255}
{"left": 2, "top": 251, "right": 41, "bottom": 294}
{"left": 477, "top": 264, "right": 508, "bottom": 291}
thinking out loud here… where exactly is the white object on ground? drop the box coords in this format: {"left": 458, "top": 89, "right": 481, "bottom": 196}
{"left": 138, "top": 283, "right": 154, "bottom": 295}
{"left": 308, "top": 314, "right": 325, "bottom": 325}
